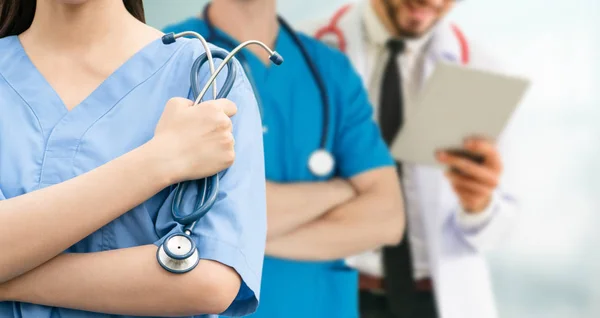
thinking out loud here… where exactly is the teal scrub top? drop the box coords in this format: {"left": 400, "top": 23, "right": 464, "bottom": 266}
{"left": 164, "top": 17, "right": 394, "bottom": 318}
{"left": 0, "top": 36, "right": 266, "bottom": 317}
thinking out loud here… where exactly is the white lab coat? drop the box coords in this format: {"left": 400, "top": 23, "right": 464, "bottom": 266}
{"left": 298, "top": 2, "right": 518, "bottom": 318}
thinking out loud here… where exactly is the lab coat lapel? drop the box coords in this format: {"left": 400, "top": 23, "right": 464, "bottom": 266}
{"left": 420, "top": 21, "right": 464, "bottom": 89}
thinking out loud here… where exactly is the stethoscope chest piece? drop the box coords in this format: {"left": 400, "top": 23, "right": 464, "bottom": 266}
{"left": 157, "top": 232, "right": 200, "bottom": 274}
{"left": 309, "top": 149, "right": 335, "bottom": 177}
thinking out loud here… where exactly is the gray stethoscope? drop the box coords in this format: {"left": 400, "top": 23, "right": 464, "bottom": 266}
{"left": 156, "top": 31, "right": 283, "bottom": 274}
{"left": 203, "top": 4, "right": 336, "bottom": 178}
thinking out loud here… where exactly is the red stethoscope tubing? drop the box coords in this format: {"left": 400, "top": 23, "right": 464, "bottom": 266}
{"left": 314, "top": 4, "right": 353, "bottom": 53}
{"left": 315, "top": 5, "right": 470, "bottom": 65}
{"left": 450, "top": 24, "right": 469, "bottom": 65}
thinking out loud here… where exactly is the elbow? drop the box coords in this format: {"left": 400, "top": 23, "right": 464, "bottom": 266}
{"left": 185, "top": 261, "right": 242, "bottom": 315}
{"left": 377, "top": 199, "right": 406, "bottom": 246}
{"left": 357, "top": 168, "right": 407, "bottom": 247}
{"left": 199, "top": 277, "right": 240, "bottom": 315}
{"left": 194, "top": 274, "right": 240, "bottom": 315}
{"left": 382, "top": 212, "right": 405, "bottom": 246}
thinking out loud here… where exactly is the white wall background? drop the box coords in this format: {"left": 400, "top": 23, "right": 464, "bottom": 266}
{"left": 144, "top": 1, "right": 600, "bottom": 317}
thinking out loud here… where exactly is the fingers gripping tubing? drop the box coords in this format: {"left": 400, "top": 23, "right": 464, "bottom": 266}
{"left": 173, "top": 50, "right": 234, "bottom": 231}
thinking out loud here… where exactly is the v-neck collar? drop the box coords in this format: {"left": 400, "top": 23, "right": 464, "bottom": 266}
{"left": 0, "top": 35, "right": 182, "bottom": 136}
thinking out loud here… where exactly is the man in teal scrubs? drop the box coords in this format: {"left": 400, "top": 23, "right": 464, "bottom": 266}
{"left": 164, "top": 0, "right": 406, "bottom": 316}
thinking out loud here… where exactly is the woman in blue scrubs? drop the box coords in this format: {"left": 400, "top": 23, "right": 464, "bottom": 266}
{"left": 164, "top": 0, "right": 406, "bottom": 317}
{"left": 0, "top": 1, "right": 266, "bottom": 317}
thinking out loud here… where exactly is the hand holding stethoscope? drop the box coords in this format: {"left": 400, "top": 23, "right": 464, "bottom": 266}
{"left": 156, "top": 32, "right": 283, "bottom": 274}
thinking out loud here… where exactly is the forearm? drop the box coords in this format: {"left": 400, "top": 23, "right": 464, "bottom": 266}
{"left": 1, "top": 245, "right": 240, "bottom": 317}
{"left": 0, "top": 141, "right": 172, "bottom": 283}
{"left": 266, "top": 171, "right": 405, "bottom": 260}
{"left": 266, "top": 179, "right": 354, "bottom": 239}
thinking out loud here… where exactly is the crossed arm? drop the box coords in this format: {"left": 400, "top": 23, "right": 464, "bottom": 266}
{"left": 265, "top": 166, "right": 405, "bottom": 260}
{"left": 0, "top": 143, "right": 240, "bottom": 316}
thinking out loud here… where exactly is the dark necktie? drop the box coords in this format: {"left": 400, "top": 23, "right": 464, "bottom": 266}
{"left": 379, "top": 39, "right": 405, "bottom": 146}
{"left": 379, "top": 39, "right": 437, "bottom": 317}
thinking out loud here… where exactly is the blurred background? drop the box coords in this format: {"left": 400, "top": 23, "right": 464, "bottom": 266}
{"left": 143, "top": 0, "right": 600, "bottom": 317}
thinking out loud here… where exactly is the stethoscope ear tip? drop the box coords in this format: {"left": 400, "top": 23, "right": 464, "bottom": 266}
{"left": 270, "top": 52, "right": 284, "bottom": 65}
{"left": 162, "top": 32, "right": 176, "bottom": 45}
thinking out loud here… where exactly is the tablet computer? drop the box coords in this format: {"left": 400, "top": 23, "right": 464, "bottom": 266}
{"left": 390, "top": 62, "right": 530, "bottom": 166}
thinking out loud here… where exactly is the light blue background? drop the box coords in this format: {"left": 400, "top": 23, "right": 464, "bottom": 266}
{"left": 144, "top": 1, "right": 600, "bottom": 317}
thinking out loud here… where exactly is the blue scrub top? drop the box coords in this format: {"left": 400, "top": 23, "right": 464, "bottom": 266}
{"left": 164, "top": 17, "right": 394, "bottom": 318}
{"left": 0, "top": 35, "right": 266, "bottom": 318}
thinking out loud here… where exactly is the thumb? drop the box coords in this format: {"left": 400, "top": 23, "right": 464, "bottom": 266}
{"left": 217, "top": 99, "right": 238, "bottom": 118}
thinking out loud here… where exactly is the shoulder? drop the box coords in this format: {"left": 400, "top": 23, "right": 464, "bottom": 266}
{"left": 154, "top": 17, "right": 207, "bottom": 64}
{"left": 160, "top": 37, "right": 200, "bottom": 69}
{"left": 440, "top": 22, "right": 507, "bottom": 73}
{"left": 156, "top": 36, "right": 232, "bottom": 98}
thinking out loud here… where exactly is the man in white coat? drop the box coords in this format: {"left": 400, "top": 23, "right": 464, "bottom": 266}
{"left": 299, "top": 1, "right": 518, "bottom": 318}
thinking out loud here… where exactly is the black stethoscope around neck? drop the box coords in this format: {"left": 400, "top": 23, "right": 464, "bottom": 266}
{"left": 203, "top": 4, "right": 335, "bottom": 178}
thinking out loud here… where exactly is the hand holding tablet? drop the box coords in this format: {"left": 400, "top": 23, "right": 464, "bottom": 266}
{"left": 390, "top": 62, "right": 530, "bottom": 167}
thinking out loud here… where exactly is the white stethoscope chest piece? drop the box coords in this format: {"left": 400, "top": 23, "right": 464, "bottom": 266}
{"left": 309, "top": 149, "right": 335, "bottom": 177}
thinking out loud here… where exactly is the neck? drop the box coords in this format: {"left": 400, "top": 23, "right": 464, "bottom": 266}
{"left": 209, "top": 0, "right": 279, "bottom": 64}
{"left": 371, "top": 0, "right": 399, "bottom": 37}
{"left": 22, "top": 0, "right": 138, "bottom": 51}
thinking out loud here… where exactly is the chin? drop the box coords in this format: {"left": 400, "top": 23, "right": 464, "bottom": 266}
{"left": 395, "top": 1, "right": 450, "bottom": 39}
{"left": 54, "top": 0, "right": 91, "bottom": 4}
{"left": 398, "top": 23, "right": 434, "bottom": 39}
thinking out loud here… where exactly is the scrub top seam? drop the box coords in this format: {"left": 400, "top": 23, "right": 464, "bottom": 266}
{"left": 0, "top": 71, "right": 45, "bottom": 138}
{"left": 200, "top": 234, "right": 261, "bottom": 280}
{"left": 71, "top": 41, "right": 194, "bottom": 166}
{"left": 0, "top": 71, "right": 46, "bottom": 188}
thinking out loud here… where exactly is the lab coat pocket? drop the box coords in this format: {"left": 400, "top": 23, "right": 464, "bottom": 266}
{"left": 320, "top": 266, "right": 359, "bottom": 318}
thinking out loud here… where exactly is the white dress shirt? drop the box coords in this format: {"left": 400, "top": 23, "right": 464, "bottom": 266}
{"left": 345, "top": 2, "right": 496, "bottom": 280}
